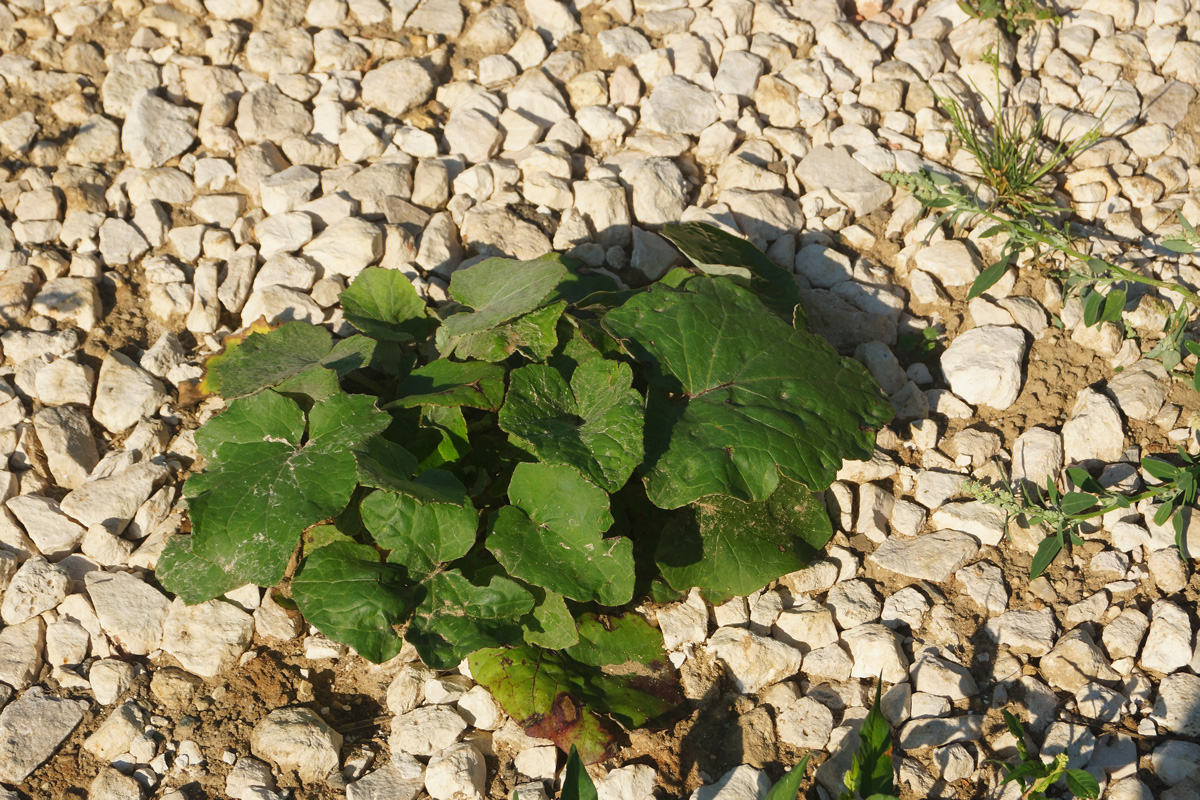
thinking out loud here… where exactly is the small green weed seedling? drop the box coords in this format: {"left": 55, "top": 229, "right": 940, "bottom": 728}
{"left": 957, "top": 0, "right": 1061, "bottom": 36}
{"left": 994, "top": 711, "right": 1100, "bottom": 799}
{"left": 159, "top": 223, "right": 893, "bottom": 761}
{"left": 968, "top": 453, "right": 1200, "bottom": 577}
{"left": 887, "top": 76, "right": 1200, "bottom": 574}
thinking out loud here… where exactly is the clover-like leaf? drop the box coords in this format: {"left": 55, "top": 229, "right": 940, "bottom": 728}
{"left": 661, "top": 221, "right": 802, "bottom": 322}
{"left": 470, "top": 614, "right": 680, "bottom": 764}
{"left": 292, "top": 541, "right": 411, "bottom": 663}
{"left": 436, "top": 257, "right": 568, "bottom": 355}
{"left": 488, "top": 463, "right": 634, "bottom": 606}
{"left": 156, "top": 534, "right": 245, "bottom": 604}
{"left": 407, "top": 570, "right": 533, "bottom": 670}
{"left": 184, "top": 390, "right": 389, "bottom": 587}
{"left": 340, "top": 267, "right": 430, "bottom": 342}
{"left": 655, "top": 477, "right": 834, "bottom": 602}
{"left": 498, "top": 359, "right": 644, "bottom": 492}
{"left": 603, "top": 276, "right": 892, "bottom": 508}
{"left": 200, "top": 321, "right": 374, "bottom": 400}
{"left": 361, "top": 489, "right": 479, "bottom": 582}
{"left": 393, "top": 360, "right": 507, "bottom": 412}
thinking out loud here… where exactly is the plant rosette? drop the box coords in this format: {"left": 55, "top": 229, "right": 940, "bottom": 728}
{"left": 159, "top": 223, "right": 894, "bottom": 761}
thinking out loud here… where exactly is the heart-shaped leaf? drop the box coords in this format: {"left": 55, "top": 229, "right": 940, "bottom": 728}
{"left": 603, "top": 276, "right": 892, "bottom": 508}
{"left": 183, "top": 390, "right": 389, "bottom": 587}
{"left": 489, "top": 463, "right": 634, "bottom": 606}
{"left": 292, "top": 541, "right": 411, "bottom": 663}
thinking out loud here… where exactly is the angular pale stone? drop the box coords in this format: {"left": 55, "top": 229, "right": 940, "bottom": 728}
{"left": 707, "top": 627, "right": 802, "bottom": 694}
{"left": 868, "top": 531, "right": 979, "bottom": 583}
{"left": 796, "top": 146, "right": 893, "bottom": 217}
{"left": 161, "top": 598, "right": 254, "bottom": 678}
{"left": 940, "top": 326, "right": 1027, "bottom": 410}
{"left": 251, "top": 707, "right": 343, "bottom": 783}
{"left": 85, "top": 570, "right": 171, "bottom": 655}
{"left": 0, "top": 687, "right": 88, "bottom": 782}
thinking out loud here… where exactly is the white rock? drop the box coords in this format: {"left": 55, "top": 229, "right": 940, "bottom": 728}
{"left": 303, "top": 217, "right": 383, "bottom": 278}
{"left": 796, "top": 146, "right": 893, "bottom": 217}
{"left": 868, "top": 531, "right": 979, "bottom": 583}
{"left": 940, "top": 326, "right": 1027, "bottom": 410}
{"left": 1039, "top": 628, "right": 1121, "bottom": 693}
{"left": 426, "top": 743, "right": 485, "bottom": 800}
{"left": 913, "top": 240, "right": 981, "bottom": 287}
{"left": 1062, "top": 388, "right": 1125, "bottom": 466}
{"left": 826, "top": 580, "right": 882, "bottom": 629}
{"left": 881, "top": 587, "right": 930, "bottom": 632}
{"left": 84, "top": 699, "right": 150, "bottom": 763}
{"left": 347, "top": 761, "right": 424, "bottom": 800}
{"left": 31, "top": 278, "right": 101, "bottom": 332}
{"left": 841, "top": 623, "right": 909, "bottom": 683}
{"left": 911, "top": 651, "right": 977, "bottom": 700}
{"left": 0, "top": 687, "right": 88, "bottom": 783}
{"left": 90, "top": 766, "right": 142, "bottom": 800}
{"left": 657, "top": 590, "right": 708, "bottom": 650}
{"left": 250, "top": 707, "right": 343, "bottom": 783}
{"left": 0, "top": 556, "right": 70, "bottom": 625}
{"left": 1106, "top": 360, "right": 1169, "bottom": 421}
{"left": 514, "top": 745, "right": 557, "bottom": 780}
{"left": 1141, "top": 600, "right": 1193, "bottom": 675}
{"left": 707, "top": 627, "right": 802, "bottom": 694}
{"left": 85, "top": 570, "right": 171, "bottom": 655}
{"left": 773, "top": 600, "right": 838, "bottom": 652}
{"left": 642, "top": 76, "right": 719, "bottom": 135}
{"left": 360, "top": 60, "right": 435, "bottom": 118}
{"left": 456, "top": 686, "right": 503, "bottom": 731}
{"left": 226, "top": 755, "right": 278, "bottom": 800}
{"left": 991, "top": 609, "right": 1058, "bottom": 656}
{"left": 390, "top": 706, "right": 466, "bottom": 756}
{"left": 0, "top": 618, "right": 44, "bottom": 691}
{"left": 776, "top": 696, "right": 834, "bottom": 750}
{"left": 1153, "top": 673, "right": 1200, "bottom": 735}
{"left": 6, "top": 494, "right": 86, "bottom": 560}
{"left": 122, "top": 90, "right": 198, "bottom": 169}
{"left": 955, "top": 562, "right": 1008, "bottom": 615}
{"left": 93, "top": 351, "right": 168, "bottom": 433}
{"left": 929, "top": 502, "right": 1006, "bottom": 547}
{"left": 688, "top": 765, "right": 770, "bottom": 800}
{"left": 89, "top": 658, "right": 139, "bottom": 705}
{"left": 524, "top": 0, "right": 580, "bottom": 41}
{"left": 1011, "top": 426, "right": 1063, "bottom": 488}
{"left": 161, "top": 598, "right": 254, "bottom": 678}
{"left": 61, "top": 461, "right": 166, "bottom": 536}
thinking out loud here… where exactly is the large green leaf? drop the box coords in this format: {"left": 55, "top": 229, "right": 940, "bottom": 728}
{"left": 408, "top": 570, "right": 533, "bottom": 670}
{"left": 436, "top": 257, "right": 568, "bottom": 354}
{"left": 185, "top": 390, "right": 389, "bottom": 586}
{"left": 602, "top": 276, "right": 892, "bottom": 508}
{"left": 454, "top": 302, "right": 566, "bottom": 362}
{"left": 360, "top": 489, "right": 479, "bottom": 581}
{"left": 393, "top": 360, "right": 507, "bottom": 411}
{"left": 340, "top": 267, "right": 429, "bottom": 342}
{"left": 156, "top": 534, "right": 245, "bottom": 604}
{"left": 498, "top": 360, "right": 644, "bottom": 492}
{"left": 488, "top": 463, "right": 634, "bottom": 606}
{"left": 470, "top": 615, "right": 680, "bottom": 763}
{"left": 200, "top": 321, "right": 374, "bottom": 400}
{"left": 655, "top": 477, "right": 833, "bottom": 603}
{"left": 292, "top": 541, "right": 410, "bottom": 663}
{"left": 661, "top": 222, "right": 803, "bottom": 322}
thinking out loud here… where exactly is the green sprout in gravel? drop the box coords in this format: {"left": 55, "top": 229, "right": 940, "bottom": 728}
{"left": 957, "top": 0, "right": 1062, "bottom": 36}
{"left": 994, "top": 711, "right": 1099, "bottom": 799}
{"left": 158, "top": 222, "right": 893, "bottom": 762}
